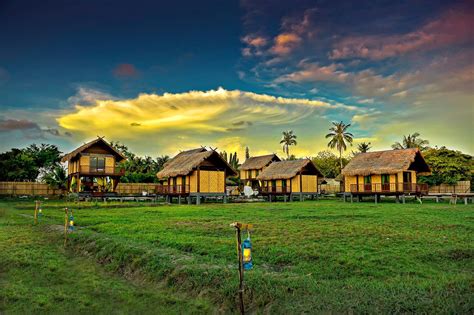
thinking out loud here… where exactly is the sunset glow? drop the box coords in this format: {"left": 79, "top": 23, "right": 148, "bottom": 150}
{"left": 0, "top": 0, "right": 472, "bottom": 157}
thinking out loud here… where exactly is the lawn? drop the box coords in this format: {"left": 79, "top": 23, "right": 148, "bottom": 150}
{"left": 1, "top": 199, "right": 473, "bottom": 314}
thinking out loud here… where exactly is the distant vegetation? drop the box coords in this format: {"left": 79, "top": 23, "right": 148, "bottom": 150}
{"left": 392, "top": 132, "right": 430, "bottom": 151}
{"left": 0, "top": 144, "right": 61, "bottom": 181}
{"left": 0, "top": 128, "right": 471, "bottom": 186}
{"left": 111, "top": 141, "right": 169, "bottom": 183}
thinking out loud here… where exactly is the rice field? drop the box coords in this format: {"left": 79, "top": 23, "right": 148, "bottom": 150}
{"left": 1, "top": 199, "right": 473, "bottom": 314}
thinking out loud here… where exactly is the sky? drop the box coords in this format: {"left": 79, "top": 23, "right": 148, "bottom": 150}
{"left": 0, "top": 0, "right": 473, "bottom": 159}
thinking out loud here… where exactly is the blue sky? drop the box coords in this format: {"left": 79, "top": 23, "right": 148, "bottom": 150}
{"left": 0, "top": 0, "right": 472, "bottom": 157}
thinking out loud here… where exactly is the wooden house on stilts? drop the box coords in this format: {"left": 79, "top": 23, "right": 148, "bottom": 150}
{"left": 239, "top": 154, "right": 281, "bottom": 189}
{"left": 61, "top": 137, "right": 126, "bottom": 196}
{"left": 341, "top": 148, "right": 431, "bottom": 203}
{"left": 156, "top": 148, "right": 237, "bottom": 204}
{"left": 256, "top": 159, "right": 322, "bottom": 202}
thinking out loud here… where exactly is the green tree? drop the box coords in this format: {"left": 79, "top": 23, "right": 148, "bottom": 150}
{"left": 325, "top": 121, "right": 353, "bottom": 172}
{"left": 220, "top": 151, "right": 240, "bottom": 170}
{"left": 391, "top": 132, "right": 430, "bottom": 151}
{"left": 280, "top": 130, "right": 297, "bottom": 159}
{"left": 40, "top": 164, "right": 67, "bottom": 190}
{"left": 418, "top": 147, "right": 472, "bottom": 185}
{"left": 312, "top": 150, "right": 349, "bottom": 178}
{"left": 111, "top": 141, "right": 169, "bottom": 183}
{"left": 156, "top": 155, "right": 170, "bottom": 171}
{"left": 25, "top": 143, "right": 61, "bottom": 168}
{"left": 245, "top": 146, "right": 250, "bottom": 160}
{"left": 357, "top": 142, "right": 371, "bottom": 153}
{"left": 0, "top": 144, "right": 62, "bottom": 181}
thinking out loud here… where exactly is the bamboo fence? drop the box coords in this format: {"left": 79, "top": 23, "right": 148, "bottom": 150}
{"left": 0, "top": 181, "right": 470, "bottom": 196}
{"left": 0, "top": 182, "right": 158, "bottom": 196}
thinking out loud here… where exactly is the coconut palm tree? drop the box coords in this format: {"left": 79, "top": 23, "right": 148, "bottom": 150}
{"left": 280, "top": 130, "right": 297, "bottom": 159}
{"left": 391, "top": 132, "right": 429, "bottom": 151}
{"left": 357, "top": 142, "right": 371, "bottom": 153}
{"left": 326, "top": 121, "right": 353, "bottom": 172}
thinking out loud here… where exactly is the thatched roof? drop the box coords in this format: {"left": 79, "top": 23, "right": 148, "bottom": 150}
{"left": 256, "top": 159, "right": 322, "bottom": 180}
{"left": 157, "top": 148, "right": 237, "bottom": 179}
{"left": 61, "top": 137, "right": 126, "bottom": 163}
{"left": 341, "top": 148, "right": 431, "bottom": 176}
{"left": 240, "top": 154, "right": 280, "bottom": 170}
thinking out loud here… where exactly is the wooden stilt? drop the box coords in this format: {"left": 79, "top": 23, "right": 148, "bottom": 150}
{"left": 34, "top": 200, "right": 39, "bottom": 225}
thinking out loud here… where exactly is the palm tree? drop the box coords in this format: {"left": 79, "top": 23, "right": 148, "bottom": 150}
{"left": 326, "top": 121, "right": 353, "bottom": 172}
{"left": 280, "top": 130, "right": 297, "bottom": 159}
{"left": 391, "top": 132, "right": 429, "bottom": 151}
{"left": 357, "top": 142, "right": 371, "bottom": 153}
{"left": 42, "top": 164, "right": 67, "bottom": 190}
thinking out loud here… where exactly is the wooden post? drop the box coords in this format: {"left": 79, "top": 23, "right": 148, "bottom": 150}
{"left": 64, "top": 207, "right": 69, "bottom": 247}
{"left": 34, "top": 200, "right": 39, "bottom": 225}
{"left": 230, "top": 222, "right": 252, "bottom": 315}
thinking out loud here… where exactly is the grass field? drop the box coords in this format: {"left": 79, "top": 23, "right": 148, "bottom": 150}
{"left": 1, "top": 199, "right": 473, "bottom": 314}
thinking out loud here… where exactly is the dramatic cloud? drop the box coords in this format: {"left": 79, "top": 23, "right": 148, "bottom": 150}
{"left": 330, "top": 8, "right": 473, "bottom": 60}
{"left": 0, "top": 118, "right": 69, "bottom": 139}
{"left": 59, "top": 87, "right": 358, "bottom": 135}
{"left": 67, "top": 87, "right": 117, "bottom": 105}
{"left": 113, "top": 63, "right": 139, "bottom": 78}
{"left": 275, "top": 61, "right": 420, "bottom": 97}
{"left": 0, "top": 118, "right": 39, "bottom": 131}
{"left": 57, "top": 87, "right": 365, "bottom": 156}
{"left": 241, "top": 7, "right": 317, "bottom": 57}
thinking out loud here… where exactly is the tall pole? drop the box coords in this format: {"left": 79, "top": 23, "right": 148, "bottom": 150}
{"left": 34, "top": 201, "right": 39, "bottom": 225}
{"left": 64, "top": 207, "right": 68, "bottom": 247}
{"left": 235, "top": 226, "right": 244, "bottom": 315}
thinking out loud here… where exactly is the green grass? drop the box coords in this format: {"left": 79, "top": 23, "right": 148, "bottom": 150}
{"left": 0, "top": 203, "right": 209, "bottom": 314}
{"left": 1, "top": 199, "right": 473, "bottom": 313}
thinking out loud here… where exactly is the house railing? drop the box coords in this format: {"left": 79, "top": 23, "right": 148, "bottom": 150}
{"left": 155, "top": 185, "right": 190, "bottom": 194}
{"left": 260, "top": 186, "right": 292, "bottom": 194}
{"left": 350, "top": 183, "right": 428, "bottom": 194}
{"left": 78, "top": 166, "right": 125, "bottom": 176}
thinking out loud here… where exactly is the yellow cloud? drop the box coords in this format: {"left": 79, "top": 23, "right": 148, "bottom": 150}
{"left": 58, "top": 87, "right": 356, "bottom": 139}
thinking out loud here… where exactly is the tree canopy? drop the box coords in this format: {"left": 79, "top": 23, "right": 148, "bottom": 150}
{"left": 418, "top": 147, "right": 473, "bottom": 185}
{"left": 0, "top": 144, "right": 62, "bottom": 181}
{"left": 111, "top": 141, "right": 169, "bottom": 183}
{"left": 325, "top": 121, "right": 353, "bottom": 171}
{"left": 312, "top": 150, "right": 349, "bottom": 178}
{"left": 392, "top": 132, "right": 429, "bottom": 151}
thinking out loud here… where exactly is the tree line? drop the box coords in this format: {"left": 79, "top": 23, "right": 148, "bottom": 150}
{"left": 0, "top": 123, "right": 472, "bottom": 187}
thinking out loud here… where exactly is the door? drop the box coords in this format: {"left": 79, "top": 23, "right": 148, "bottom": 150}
{"left": 381, "top": 174, "right": 390, "bottom": 192}
{"left": 172, "top": 177, "right": 177, "bottom": 193}
{"left": 181, "top": 176, "right": 186, "bottom": 193}
{"left": 271, "top": 180, "right": 277, "bottom": 193}
{"left": 403, "top": 172, "right": 412, "bottom": 192}
{"left": 282, "top": 179, "right": 287, "bottom": 193}
{"left": 364, "top": 176, "right": 372, "bottom": 192}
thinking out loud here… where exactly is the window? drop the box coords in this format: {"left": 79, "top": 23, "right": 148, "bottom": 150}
{"left": 90, "top": 156, "right": 105, "bottom": 172}
{"left": 282, "top": 179, "right": 287, "bottom": 187}
{"left": 403, "top": 172, "right": 412, "bottom": 183}
{"left": 381, "top": 174, "right": 390, "bottom": 184}
{"left": 256, "top": 169, "right": 259, "bottom": 176}
{"left": 364, "top": 176, "right": 371, "bottom": 184}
